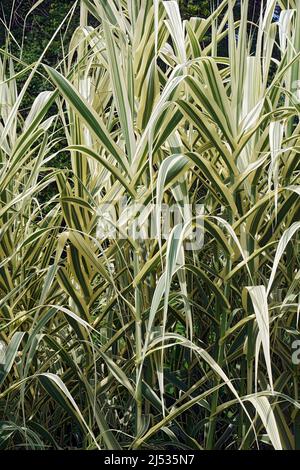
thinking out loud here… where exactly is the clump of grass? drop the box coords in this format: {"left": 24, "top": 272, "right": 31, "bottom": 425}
{"left": 0, "top": 0, "right": 299, "bottom": 450}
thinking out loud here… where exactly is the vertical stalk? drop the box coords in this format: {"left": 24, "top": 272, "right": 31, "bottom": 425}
{"left": 79, "top": 1, "right": 88, "bottom": 64}
{"left": 206, "top": 307, "right": 227, "bottom": 449}
{"left": 80, "top": 1, "right": 88, "bottom": 29}
{"left": 206, "top": 206, "right": 232, "bottom": 449}
{"left": 134, "top": 250, "right": 143, "bottom": 435}
{"left": 242, "top": 216, "right": 255, "bottom": 448}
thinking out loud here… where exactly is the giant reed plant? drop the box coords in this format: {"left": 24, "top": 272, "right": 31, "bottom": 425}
{"left": 0, "top": 0, "right": 299, "bottom": 450}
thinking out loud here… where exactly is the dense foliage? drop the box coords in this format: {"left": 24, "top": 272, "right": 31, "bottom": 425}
{"left": 0, "top": 0, "right": 299, "bottom": 450}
